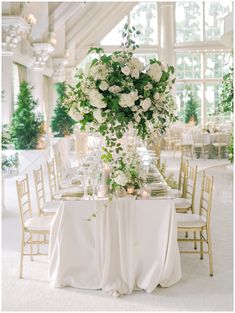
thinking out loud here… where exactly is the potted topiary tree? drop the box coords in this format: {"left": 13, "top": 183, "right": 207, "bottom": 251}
{"left": 51, "top": 82, "right": 76, "bottom": 137}
{"left": 10, "top": 81, "right": 45, "bottom": 149}
{"left": 184, "top": 90, "right": 199, "bottom": 125}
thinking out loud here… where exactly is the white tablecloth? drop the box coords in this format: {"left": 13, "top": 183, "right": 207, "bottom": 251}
{"left": 49, "top": 198, "right": 181, "bottom": 295}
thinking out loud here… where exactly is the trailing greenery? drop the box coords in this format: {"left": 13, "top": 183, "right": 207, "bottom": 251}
{"left": 51, "top": 82, "right": 76, "bottom": 137}
{"left": 10, "top": 81, "right": 44, "bottom": 149}
{"left": 218, "top": 66, "right": 233, "bottom": 114}
{"left": 184, "top": 90, "right": 199, "bottom": 125}
{"left": 228, "top": 133, "right": 233, "bottom": 163}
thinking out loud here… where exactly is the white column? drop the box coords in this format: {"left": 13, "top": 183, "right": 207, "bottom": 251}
{"left": 2, "top": 52, "right": 14, "bottom": 124}
{"left": 159, "top": 3, "right": 175, "bottom": 67}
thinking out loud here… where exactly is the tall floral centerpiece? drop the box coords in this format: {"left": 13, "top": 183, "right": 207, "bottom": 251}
{"left": 65, "top": 25, "right": 176, "bottom": 162}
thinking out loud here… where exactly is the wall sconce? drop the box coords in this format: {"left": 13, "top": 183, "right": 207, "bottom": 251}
{"left": 26, "top": 14, "right": 37, "bottom": 26}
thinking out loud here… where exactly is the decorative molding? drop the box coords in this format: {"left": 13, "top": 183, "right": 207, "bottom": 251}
{"left": 32, "top": 43, "right": 55, "bottom": 69}
{"left": 52, "top": 58, "right": 68, "bottom": 79}
{"left": 2, "top": 16, "right": 30, "bottom": 53}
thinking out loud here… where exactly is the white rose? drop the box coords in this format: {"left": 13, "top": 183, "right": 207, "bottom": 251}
{"left": 154, "top": 92, "right": 160, "bottom": 100}
{"left": 131, "top": 105, "right": 138, "bottom": 112}
{"left": 144, "top": 82, "right": 153, "bottom": 91}
{"left": 159, "top": 93, "right": 166, "bottom": 102}
{"left": 109, "top": 85, "right": 122, "bottom": 94}
{"left": 129, "top": 57, "right": 144, "bottom": 71}
{"left": 114, "top": 171, "right": 128, "bottom": 186}
{"left": 119, "top": 91, "right": 139, "bottom": 108}
{"left": 99, "top": 81, "right": 109, "bottom": 91}
{"left": 147, "top": 63, "right": 162, "bottom": 82}
{"left": 134, "top": 113, "right": 141, "bottom": 123}
{"left": 140, "top": 98, "right": 152, "bottom": 111}
{"left": 69, "top": 108, "right": 83, "bottom": 122}
{"left": 89, "top": 89, "right": 107, "bottom": 109}
{"left": 90, "top": 63, "right": 108, "bottom": 80}
{"left": 131, "top": 69, "right": 139, "bottom": 79}
{"left": 93, "top": 109, "right": 105, "bottom": 123}
{"left": 121, "top": 66, "right": 131, "bottom": 76}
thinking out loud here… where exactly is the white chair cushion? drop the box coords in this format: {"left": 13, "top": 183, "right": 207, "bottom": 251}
{"left": 174, "top": 198, "right": 191, "bottom": 209}
{"left": 24, "top": 216, "right": 53, "bottom": 231}
{"left": 177, "top": 213, "right": 206, "bottom": 228}
{"left": 171, "top": 189, "right": 182, "bottom": 198}
{"left": 42, "top": 201, "right": 61, "bottom": 213}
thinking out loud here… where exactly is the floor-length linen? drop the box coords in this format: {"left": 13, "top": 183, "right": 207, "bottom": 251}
{"left": 49, "top": 198, "right": 181, "bottom": 295}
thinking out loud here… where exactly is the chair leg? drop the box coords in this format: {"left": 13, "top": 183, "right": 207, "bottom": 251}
{"left": 207, "top": 227, "right": 213, "bottom": 276}
{"left": 194, "top": 232, "right": 197, "bottom": 250}
{"left": 19, "top": 230, "right": 25, "bottom": 279}
{"left": 200, "top": 231, "right": 203, "bottom": 259}
{"left": 30, "top": 232, "right": 33, "bottom": 261}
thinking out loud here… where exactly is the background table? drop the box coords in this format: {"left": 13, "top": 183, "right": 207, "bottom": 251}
{"left": 49, "top": 198, "right": 181, "bottom": 296}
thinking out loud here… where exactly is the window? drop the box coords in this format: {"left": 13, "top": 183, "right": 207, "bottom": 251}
{"left": 101, "top": 2, "right": 157, "bottom": 46}
{"left": 205, "top": 83, "right": 222, "bottom": 116}
{"left": 205, "top": 52, "right": 232, "bottom": 79}
{"left": 175, "top": 2, "right": 202, "bottom": 43}
{"left": 205, "top": 2, "right": 232, "bottom": 40}
{"left": 176, "top": 53, "right": 201, "bottom": 79}
{"left": 134, "top": 53, "right": 157, "bottom": 66}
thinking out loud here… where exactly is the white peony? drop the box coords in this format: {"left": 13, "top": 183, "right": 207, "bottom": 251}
{"left": 69, "top": 108, "right": 83, "bottom": 122}
{"left": 93, "top": 109, "right": 105, "bottom": 123}
{"left": 99, "top": 81, "right": 109, "bottom": 91}
{"left": 121, "top": 66, "right": 131, "bottom": 76}
{"left": 129, "top": 57, "right": 144, "bottom": 72}
{"left": 131, "top": 69, "right": 139, "bottom": 79}
{"left": 140, "top": 98, "right": 152, "bottom": 111}
{"left": 109, "top": 85, "right": 122, "bottom": 94}
{"left": 119, "top": 91, "right": 139, "bottom": 108}
{"left": 88, "top": 89, "right": 107, "bottom": 109}
{"left": 114, "top": 170, "right": 128, "bottom": 186}
{"left": 147, "top": 63, "right": 162, "bottom": 82}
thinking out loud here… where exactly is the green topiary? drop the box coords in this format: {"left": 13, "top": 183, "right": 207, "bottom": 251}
{"left": 218, "top": 66, "right": 233, "bottom": 114}
{"left": 10, "top": 81, "right": 44, "bottom": 149}
{"left": 184, "top": 90, "right": 199, "bottom": 125}
{"left": 51, "top": 82, "right": 76, "bottom": 137}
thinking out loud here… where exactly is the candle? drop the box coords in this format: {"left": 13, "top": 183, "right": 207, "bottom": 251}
{"left": 127, "top": 186, "right": 134, "bottom": 195}
{"left": 140, "top": 186, "right": 151, "bottom": 199}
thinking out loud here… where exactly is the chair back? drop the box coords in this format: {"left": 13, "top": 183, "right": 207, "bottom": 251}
{"left": 199, "top": 171, "right": 214, "bottom": 224}
{"left": 54, "top": 152, "right": 64, "bottom": 188}
{"left": 178, "top": 158, "right": 188, "bottom": 197}
{"left": 152, "top": 136, "right": 161, "bottom": 168}
{"left": 185, "top": 164, "right": 197, "bottom": 212}
{"left": 16, "top": 174, "right": 32, "bottom": 227}
{"left": 47, "top": 159, "right": 58, "bottom": 200}
{"left": 33, "top": 165, "right": 46, "bottom": 215}
{"left": 193, "top": 133, "right": 210, "bottom": 145}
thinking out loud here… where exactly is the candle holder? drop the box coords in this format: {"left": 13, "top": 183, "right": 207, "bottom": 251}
{"left": 140, "top": 185, "right": 151, "bottom": 199}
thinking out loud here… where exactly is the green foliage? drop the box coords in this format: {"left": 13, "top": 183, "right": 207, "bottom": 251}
{"left": 184, "top": 90, "right": 199, "bottom": 125}
{"left": 2, "top": 153, "right": 19, "bottom": 173}
{"left": 228, "top": 133, "right": 233, "bottom": 163}
{"left": 1, "top": 124, "right": 11, "bottom": 149}
{"left": 51, "top": 82, "right": 76, "bottom": 137}
{"left": 218, "top": 67, "right": 233, "bottom": 114}
{"left": 10, "top": 81, "right": 44, "bottom": 149}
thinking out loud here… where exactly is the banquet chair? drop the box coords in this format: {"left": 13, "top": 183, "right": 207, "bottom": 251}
{"left": 192, "top": 133, "right": 210, "bottom": 159}
{"left": 171, "top": 158, "right": 188, "bottom": 198}
{"left": 16, "top": 174, "right": 54, "bottom": 278}
{"left": 33, "top": 165, "right": 61, "bottom": 216}
{"left": 174, "top": 164, "right": 198, "bottom": 214}
{"left": 211, "top": 133, "right": 229, "bottom": 159}
{"left": 47, "top": 158, "right": 62, "bottom": 200}
{"left": 177, "top": 171, "right": 214, "bottom": 276}
{"left": 151, "top": 136, "right": 162, "bottom": 168}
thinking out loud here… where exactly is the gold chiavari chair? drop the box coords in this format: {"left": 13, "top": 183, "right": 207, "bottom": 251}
{"left": 192, "top": 133, "right": 210, "bottom": 159}
{"left": 33, "top": 165, "right": 61, "bottom": 216}
{"left": 171, "top": 158, "right": 188, "bottom": 198}
{"left": 177, "top": 171, "right": 214, "bottom": 276}
{"left": 211, "top": 133, "right": 229, "bottom": 159}
{"left": 16, "top": 174, "right": 54, "bottom": 278}
{"left": 47, "top": 158, "right": 62, "bottom": 200}
{"left": 175, "top": 164, "right": 197, "bottom": 214}
{"left": 151, "top": 136, "right": 162, "bottom": 169}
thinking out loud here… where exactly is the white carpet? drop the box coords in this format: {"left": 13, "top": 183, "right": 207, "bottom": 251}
{"left": 2, "top": 153, "right": 233, "bottom": 311}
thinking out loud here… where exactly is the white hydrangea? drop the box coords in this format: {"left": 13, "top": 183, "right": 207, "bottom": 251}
{"left": 89, "top": 63, "right": 108, "bottom": 81}
{"left": 109, "top": 85, "right": 122, "bottom": 94}
{"left": 147, "top": 63, "right": 162, "bottom": 82}
{"left": 93, "top": 109, "right": 105, "bottom": 123}
{"left": 140, "top": 98, "right": 152, "bottom": 111}
{"left": 114, "top": 170, "right": 128, "bottom": 186}
{"left": 88, "top": 89, "right": 107, "bottom": 109}
{"left": 121, "top": 66, "right": 131, "bottom": 76}
{"left": 99, "top": 81, "right": 109, "bottom": 91}
{"left": 119, "top": 91, "right": 139, "bottom": 108}
{"left": 69, "top": 108, "right": 83, "bottom": 122}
